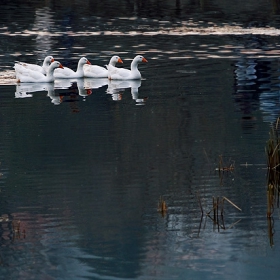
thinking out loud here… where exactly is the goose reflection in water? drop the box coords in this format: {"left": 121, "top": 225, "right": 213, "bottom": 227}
{"left": 15, "top": 81, "right": 64, "bottom": 105}
{"left": 76, "top": 78, "right": 92, "bottom": 98}
{"left": 14, "top": 78, "right": 97, "bottom": 104}
{"left": 54, "top": 79, "right": 92, "bottom": 105}
{"left": 15, "top": 82, "right": 53, "bottom": 100}
{"left": 15, "top": 91, "right": 33, "bottom": 99}
{"left": 83, "top": 78, "right": 108, "bottom": 91}
{"left": 14, "top": 78, "right": 147, "bottom": 106}
{"left": 106, "top": 79, "right": 147, "bottom": 105}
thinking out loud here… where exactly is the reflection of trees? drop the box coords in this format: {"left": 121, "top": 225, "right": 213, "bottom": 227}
{"left": 233, "top": 36, "right": 280, "bottom": 127}
{"left": 1, "top": 0, "right": 279, "bottom": 24}
{"left": 272, "top": 0, "right": 280, "bottom": 14}
{"left": 33, "top": 7, "right": 55, "bottom": 59}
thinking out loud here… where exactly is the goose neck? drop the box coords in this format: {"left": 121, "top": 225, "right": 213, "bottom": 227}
{"left": 131, "top": 59, "right": 139, "bottom": 70}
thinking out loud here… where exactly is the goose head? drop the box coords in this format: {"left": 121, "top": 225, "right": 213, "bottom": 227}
{"left": 48, "top": 61, "right": 64, "bottom": 73}
{"left": 109, "top": 55, "right": 123, "bottom": 66}
{"left": 130, "top": 55, "right": 148, "bottom": 71}
{"left": 78, "top": 57, "right": 91, "bottom": 67}
{"left": 134, "top": 55, "right": 148, "bottom": 63}
{"left": 45, "top": 56, "right": 55, "bottom": 63}
{"left": 43, "top": 56, "right": 55, "bottom": 68}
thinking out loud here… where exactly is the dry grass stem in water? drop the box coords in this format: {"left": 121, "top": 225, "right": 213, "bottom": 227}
{"left": 157, "top": 196, "right": 167, "bottom": 216}
{"left": 217, "top": 155, "right": 235, "bottom": 172}
{"left": 266, "top": 118, "right": 280, "bottom": 218}
{"left": 206, "top": 196, "right": 241, "bottom": 228}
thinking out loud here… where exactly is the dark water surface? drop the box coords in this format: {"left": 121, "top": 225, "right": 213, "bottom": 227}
{"left": 1, "top": 1, "right": 280, "bottom": 279}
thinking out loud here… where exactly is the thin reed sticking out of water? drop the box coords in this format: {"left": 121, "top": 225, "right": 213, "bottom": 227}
{"left": 217, "top": 155, "right": 235, "bottom": 172}
{"left": 196, "top": 193, "right": 241, "bottom": 232}
{"left": 266, "top": 117, "right": 280, "bottom": 218}
{"left": 266, "top": 120, "right": 280, "bottom": 171}
{"left": 157, "top": 196, "right": 168, "bottom": 217}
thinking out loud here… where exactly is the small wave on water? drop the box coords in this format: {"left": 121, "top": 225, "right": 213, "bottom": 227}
{"left": 1, "top": 21, "right": 280, "bottom": 37}
{"left": 0, "top": 70, "right": 16, "bottom": 85}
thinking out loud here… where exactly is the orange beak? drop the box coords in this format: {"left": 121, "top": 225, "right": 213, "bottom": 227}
{"left": 118, "top": 58, "right": 123, "bottom": 63}
{"left": 51, "top": 58, "right": 55, "bottom": 62}
{"left": 59, "top": 63, "right": 64, "bottom": 69}
{"left": 142, "top": 57, "right": 148, "bottom": 63}
{"left": 87, "top": 60, "right": 91, "bottom": 65}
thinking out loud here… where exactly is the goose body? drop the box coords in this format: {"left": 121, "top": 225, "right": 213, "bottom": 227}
{"left": 15, "top": 56, "right": 55, "bottom": 75}
{"left": 108, "top": 55, "right": 148, "bottom": 80}
{"left": 83, "top": 55, "right": 123, "bottom": 78}
{"left": 54, "top": 57, "right": 91, "bottom": 79}
{"left": 15, "top": 61, "right": 64, "bottom": 83}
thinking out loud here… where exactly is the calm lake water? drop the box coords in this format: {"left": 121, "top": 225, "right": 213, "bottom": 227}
{"left": 1, "top": 1, "right": 280, "bottom": 279}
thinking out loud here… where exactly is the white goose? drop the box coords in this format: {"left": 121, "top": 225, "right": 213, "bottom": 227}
{"left": 107, "top": 55, "right": 148, "bottom": 80}
{"left": 54, "top": 57, "right": 91, "bottom": 79}
{"left": 83, "top": 55, "right": 123, "bottom": 78}
{"left": 15, "top": 61, "right": 63, "bottom": 83}
{"left": 15, "top": 56, "right": 55, "bottom": 75}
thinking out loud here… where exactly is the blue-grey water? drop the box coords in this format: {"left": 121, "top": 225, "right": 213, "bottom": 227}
{"left": 1, "top": 1, "right": 280, "bottom": 279}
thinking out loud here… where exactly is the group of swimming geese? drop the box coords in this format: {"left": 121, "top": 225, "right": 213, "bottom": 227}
{"left": 14, "top": 55, "right": 148, "bottom": 83}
